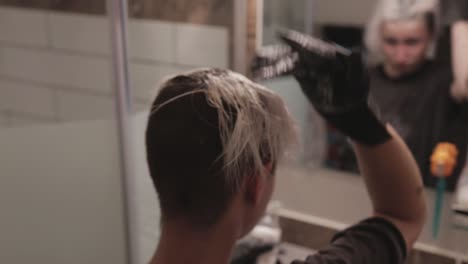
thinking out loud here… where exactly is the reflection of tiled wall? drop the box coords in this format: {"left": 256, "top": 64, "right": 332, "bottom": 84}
{"left": 0, "top": 6, "right": 229, "bottom": 128}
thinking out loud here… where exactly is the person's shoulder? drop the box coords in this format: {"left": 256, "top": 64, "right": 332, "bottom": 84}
{"left": 426, "top": 60, "right": 451, "bottom": 75}
{"left": 425, "top": 60, "right": 452, "bottom": 83}
{"left": 367, "top": 64, "right": 386, "bottom": 81}
{"left": 289, "top": 217, "right": 407, "bottom": 264}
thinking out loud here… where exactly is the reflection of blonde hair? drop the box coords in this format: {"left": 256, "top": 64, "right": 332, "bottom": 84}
{"left": 364, "top": 0, "right": 439, "bottom": 64}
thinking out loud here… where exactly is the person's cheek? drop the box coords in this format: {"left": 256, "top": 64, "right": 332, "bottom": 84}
{"left": 415, "top": 44, "right": 427, "bottom": 62}
{"left": 382, "top": 45, "right": 395, "bottom": 62}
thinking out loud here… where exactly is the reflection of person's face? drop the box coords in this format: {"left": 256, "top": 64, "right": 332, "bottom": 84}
{"left": 380, "top": 19, "right": 432, "bottom": 78}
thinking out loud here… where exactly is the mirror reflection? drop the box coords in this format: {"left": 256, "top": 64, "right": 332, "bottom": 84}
{"left": 260, "top": 0, "right": 468, "bottom": 262}
{"left": 313, "top": 0, "right": 468, "bottom": 193}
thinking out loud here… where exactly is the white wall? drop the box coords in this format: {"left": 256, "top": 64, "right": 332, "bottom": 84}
{"left": 0, "top": 120, "right": 127, "bottom": 263}
{"left": 0, "top": 111, "right": 161, "bottom": 264}
{"left": 0, "top": 5, "right": 226, "bottom": 263}
{"left": 314, "top": 0, "right": 377, "bottom": 26}
{"left": 0, "top": 6, "right": 229, "bottom": 128}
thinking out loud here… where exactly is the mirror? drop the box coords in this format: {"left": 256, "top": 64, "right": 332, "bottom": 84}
{"left": 260, "top": 0, "right": 468, "bottom": 260}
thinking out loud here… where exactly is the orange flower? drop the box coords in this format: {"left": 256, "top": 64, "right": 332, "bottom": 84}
{"left": 430, "top": 143, "right": 459, "bottom": 177}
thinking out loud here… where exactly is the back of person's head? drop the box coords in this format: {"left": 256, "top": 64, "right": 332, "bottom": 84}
{"left": 146, "top": 68, "right": 296, "bottom": 228}
{"left": 364, "top": 0, "right": 438, "bottom": 64}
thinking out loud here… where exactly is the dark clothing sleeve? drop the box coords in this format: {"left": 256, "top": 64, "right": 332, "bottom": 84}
{"left": 447, "top": 97, "right": 468, "bottom": 122}
{"left": 440, "top": 97, "right": 468, "bottom": 188}
{"left": 460, "top": 102, "right": 468, "bottom": 121}
{"left": 291, "top": 218, "right": 406, "bottom": 264}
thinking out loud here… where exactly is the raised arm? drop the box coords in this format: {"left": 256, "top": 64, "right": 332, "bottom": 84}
{"left": 252, "top": 30, "right": 427, "bottom": 251}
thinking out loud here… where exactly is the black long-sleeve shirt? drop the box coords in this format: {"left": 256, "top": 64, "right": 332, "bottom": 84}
{"left": 292, "top": 218, "right": 406, "bottom": 264}
{"left": 368, "top": 60, "right": 468, "bottom": 191}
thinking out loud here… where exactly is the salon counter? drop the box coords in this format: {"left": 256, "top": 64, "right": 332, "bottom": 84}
{"left": 273, "top": 164, "right": 468, "bottom": 261}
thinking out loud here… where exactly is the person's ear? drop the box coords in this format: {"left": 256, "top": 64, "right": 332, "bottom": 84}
{"left": 244, "top": 162, "right": 274, "bottom": 204}
{"left": 245, "top": 172, "right": 262, "bottom": 205}
{"left": 264, "top": 161, "right": 275, "bottom": 176}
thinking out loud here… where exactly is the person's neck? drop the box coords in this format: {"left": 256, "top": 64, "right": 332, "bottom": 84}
{"left": 383, "top": 61, "right": 427, "bottom": 80}
{"left": 383, "top": 64, "right": 401, "bottom": 79}
{"left": 150, "top": 219, "right": 240, "bottom": 264}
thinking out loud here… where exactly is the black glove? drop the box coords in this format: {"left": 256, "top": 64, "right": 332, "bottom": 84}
{"left": 252, "top": 29, "right": 391, "bottom": 146}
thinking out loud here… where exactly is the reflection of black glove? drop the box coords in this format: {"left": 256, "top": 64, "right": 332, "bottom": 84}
{"left": 231, "top": 243, "right": 275, "bottom": 264}
{"left": 252, "top": 29, "right": 391, "bottom": 146}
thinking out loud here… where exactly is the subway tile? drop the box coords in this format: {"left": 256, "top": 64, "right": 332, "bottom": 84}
{"left": 129, "top": 63, "right": 181, "bottom": 101}
{"left": 0, "top": 47, "right": 112, "bottom": 93}
{"left": 8, "top": 114, "right": 54, "bottom": 127}
{"left": 175, "top": 23, "right": 228, "bottom": 68}
{"left": 0, "top": 112, "right": 9, "bottom": 128}
{"left": 49, "top": 13, "right": 176, "bottom": 63}
{"left": 49, "top": 12, "right": 110, "bottom": 55}
{"left": 0, "top": 80, "right": 55, "bottom": 118}
{"left": 0, "top": 7, "right": 48, "bottom": 46}
{"left": 56, "top": 91, "right": 116, "bottom": 122}
{"left": 128, "top": 19, "right": 175, "bottom": 63}
{"left": 133, "top": 101, "right": 150, "bottom": 114}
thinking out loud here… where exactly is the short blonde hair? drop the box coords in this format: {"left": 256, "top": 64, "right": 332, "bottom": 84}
{"left": 364, "top": 0, "right": 439, "bottom": 64}
{"left": 146, "top": 68, "right": 296, "bottom": 226}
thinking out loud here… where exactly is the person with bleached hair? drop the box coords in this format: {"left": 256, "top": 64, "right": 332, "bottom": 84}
{"left": 145, "top": 29, "right": 427, "bottom": 263}
{"left": 364, "top": 0, "right": 468, "bottom": 192}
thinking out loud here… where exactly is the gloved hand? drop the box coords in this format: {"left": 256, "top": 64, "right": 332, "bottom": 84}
{"left": 252, "top": 29, "right": 391, "bottom": 146}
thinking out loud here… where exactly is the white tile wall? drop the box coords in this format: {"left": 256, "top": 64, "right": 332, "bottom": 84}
{"left": 0, "top": 112, "right": 10, "bottom": 128}
{"left": 0, "top": 8, "right": 230, "bottom": 128}
{"left": 49, "top": 13, "right": 111, "bottom": 55}
{"left": 8, "top": 114, "right": 52, "bottom": 127}
{"left": 0, "top": 121, "right": 127, "bottom": 263}
{"left": 0, "top": 7, "right": 48, "bottom": 46}
{"left": 48, "top": 13, "right": 177, "bottom": 63}
{"left": 0, "top": 6, "right": 231, "bottom": 261}
{"left": 129, "top": 19, "right": 175, "bottom": 63}
{"left": 0, "top": 80, "right": 55, "bottom": 118}
{"left": 129, "top": 63, "right": 182, "bottom": 101}
{"left": 56, "top": 91, "right": 115, "bottom": 121}
{"left": 0, "top": 47, "right": 112, "bottom": 93}
{"left": 175, "top": 24, "right": 228, "bottom": 68}
{"left": 133, "top": 102, "right": 151, "bottom": 114}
